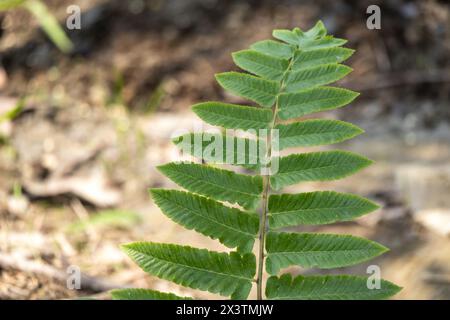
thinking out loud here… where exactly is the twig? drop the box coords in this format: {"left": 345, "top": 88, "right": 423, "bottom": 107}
{"left": 0, "top": 252, "right": 127, "bottom": 293}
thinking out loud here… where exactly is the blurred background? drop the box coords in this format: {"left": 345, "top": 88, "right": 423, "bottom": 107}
{"left": 0, "top": 0, "right": 449, "bottom": 300}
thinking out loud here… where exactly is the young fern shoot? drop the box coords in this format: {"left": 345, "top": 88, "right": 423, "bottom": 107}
{"left": 111, "top": 21, "right": 401, "bottom": 300}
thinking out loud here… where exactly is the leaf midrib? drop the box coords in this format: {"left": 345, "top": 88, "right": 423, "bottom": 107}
{"left": 287, "top": 64, "right": 345, "bottom": 80}
{"left": 270, "top": 289, "right": 396, "bottom": 300}
{"left": 267, "top": 248, "right": 381, "bottom": 256}
{"left": 275, "top": 162, "right": 359, "bottom": 176}
{"left": 280, "top": 130, "right": 347, "bottom": 140}
{"left": 268, "top": 205, "right": 369, "bottom": 216}
{"left": 281, "top": 92, "right": 351, "bottom": 106}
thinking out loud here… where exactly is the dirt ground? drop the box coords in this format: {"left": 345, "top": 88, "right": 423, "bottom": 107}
{"left": 0, "top": 0, "right": 449, "bottom": 299}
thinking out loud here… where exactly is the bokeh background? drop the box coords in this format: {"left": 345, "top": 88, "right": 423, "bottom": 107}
{"left": 0, "top": 0, "right": 449, "bottom": 299}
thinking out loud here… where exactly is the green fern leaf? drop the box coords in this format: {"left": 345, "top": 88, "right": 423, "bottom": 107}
{"left": 285, "top": 64, "right": 352, "bottom": 92}
{"left": 192, "top": 102, "right": 272, "bottom": 130}
{"left": 273, "top": 22, "right": 346, "bottom": 51}
{"left": 278, "top": 86, "right": 359, "bottom": 120}
{"left": 266, "top": 274, "right": 401, "bottom": 300}
{"left": 111, "top": 288, "right": 192, "bottom": 300}
{"left": 215, "top": 72, "right": 280, "bottom": 108}
{"left": 300, "top": 36, "right": 347, "bottom": 51}
{"left": 270, "top": 150, "right": 372, "bottom": 190}
{"left": 173, "top": 132, "right": 263, "bottom": 169}
{"left": 272, "top": 29, "right": 302, "bottom": 45}
{"left": 276, "top": 119, "right": 363, "bottom": 149}
{"left": 303, "top": 20, "right": 327, "bottom": 39}
{"left": 114, "top": 22, "right": 401, "bottom": 301}
{"left": 250, "top": 40, "right": 294, "bottom": 59}
{"left": 268, "top": 191, "right": 379, "bottom": 228}
{"left": 292, "top": 47, "right": 354, "bottom": 71}
{"left": 122, "top": 242, "right": 255, "bottom": 300}
{"left": 265, "top": 232, "right": 387, "bottom": 274}
{"left": 232, "top": 50, "right": 289, "bottom": 81}
{"left": 157, "top": 162, "right": 263, "bottom": 210}
{"left": 150, "top": 189, "right": 259, "bottom": 252}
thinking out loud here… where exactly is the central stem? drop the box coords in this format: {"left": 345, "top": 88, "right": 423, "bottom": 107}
{"left": 256, "top": 140, "right": 271, "bottom": 300}
{"left": 256, "top": 53, "right": 296, "bottom": 300}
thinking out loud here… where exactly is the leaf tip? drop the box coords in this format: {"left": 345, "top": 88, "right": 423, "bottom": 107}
{"left": 382, "top": 279, "right": 403, "bottom": 298}
{"left": 155, "top": 163, "right": 168, "bottom": 173}
{"left": 191, "top": 102, "right": 202, "bottom": 113}
{"left": 149, "top": 188, "right": 165, "bottom": 200}
{"left": 214, "top": 72, "right": 228, "bottom": 82}
{"left": 119, "top": 242, "right": 134, "bottom": 254}
{"left": 109, "top": 289, "right": 121, "bottom": 300}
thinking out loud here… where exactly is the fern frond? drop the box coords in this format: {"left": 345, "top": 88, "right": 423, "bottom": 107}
{"left": 284, "top": 64, "right": 352, "bottom": 92}
{"left": 232, "top": 50, "right": 289, "bottom": 81}
{"left": 266, "top": 274, "right": 402, "bottom": 300}
{"left": 291, "top": 47, "right": 354, "bottom": 71}
{"left": 215, "top": 72, "right": 280, "bottom": 108}
{"left": 158, "top": 162, "right": 263, "bottom": 210}
{"left": 303, "top": 21, "right": 327, "bottom": 38}
{"left": 272, "top": 29, "right": 304, "bottom": 45}
{"left": 115, "top": 21, "right": 400, "bottom": 301}
{"left": 278, "top": 87, "right": 359, "bottom": 119}
{"left": 193, "top": 102, "right": 272, "bottom": 130}
{"left": 173, "top": 132, "right": 263, "bottom": 169}
{"left": 268, "top": 191, "right": 379, "bottom": 228}
{"left": 265, "top": 232, "right": 387, "bottom": 274}
{"left": 276, "top": 119, "right": 363, "bottom": 149}
{"left": 270, "top": 151, "right": 373, "bottom": 190}
{"left": 250, "top": 40, "right": 294, "bottom": 59}
{"left": 273, "top": 24, "right": 346, "bottom": 50}
{"left": 150, "top": 189, "right": 259, "bottom": 252}
{"left": 122, "top": 242, "right": 256, "bottom": 300}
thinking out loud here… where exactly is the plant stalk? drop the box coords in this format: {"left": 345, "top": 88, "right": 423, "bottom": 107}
{"left": 256, "top": 52, "right": 296, "bottom": 300}
{"left": 257, "top": 164, "right": 270, "bottom": 300}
